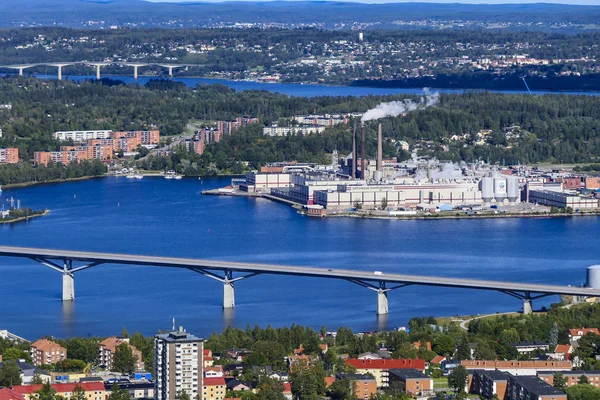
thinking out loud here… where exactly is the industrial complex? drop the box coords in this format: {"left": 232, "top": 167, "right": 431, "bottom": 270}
{"left": 206, "top": 122, "right": 600, "bottom": 218}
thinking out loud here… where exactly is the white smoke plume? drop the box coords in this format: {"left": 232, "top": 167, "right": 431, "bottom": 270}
{"left": 361, "top": 89, "right": 440, "bottom": 122}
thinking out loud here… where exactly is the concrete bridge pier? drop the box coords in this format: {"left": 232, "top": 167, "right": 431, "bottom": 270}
{"left": 95, "top": 64, "right": 101, "bottom": 80}
{"left": 133, "top": 65, "right": 139, "bottom": 80}
{"left": 377, "top": 285, "right": 389, "bottom": 315}
{"left": 191, "top": 268, "right": 260, "bottom": 309}
{"left": 62, "top": 271, "right": 75, "bottom": 300}
{"left": 167, "top": 66, "right": 173, "bottom": 77}
{"left": 17, "top": 67, "right": 24, "bottom": 76}
{"left": 523, "top": 293, "right": 533, "bottom": 315}
{"left": 57, "top": 65, "right": 63, "bottom": 80}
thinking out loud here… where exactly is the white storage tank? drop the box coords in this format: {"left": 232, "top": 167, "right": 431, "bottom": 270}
{"left": 494, "top": 178, "right": 507, "bottom": 203}
{"left": 481, "top": 177, "right": 494, "bottom": 204}
{"left": 374, "top": 170, "right": 383, "bottom": 183}
{"left": 587, "top": 265, "right": 600, "bottom": 288}
{"left": 507, "top": 176, "right": 519, "bottom": 204}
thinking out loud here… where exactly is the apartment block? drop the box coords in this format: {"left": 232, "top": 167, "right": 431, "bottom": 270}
{"left": 12, "top": 382, "right": 105, "bottom": 400}
{"left": 507, "top": 375, "right": 566, "bottom": 400}
{"left": 470, "top": 370, "right": 510, "bottom": 400}
{"left": 155, "top": 328, "right": 204, "bottom": 400}
{"left": 462, "top": 360, "right": 572, "bottom": 376}
{"left": 345, "top": 359, "right": 426, "bottom": 388}
{"left": 335, "top": 373, "right": 377, "bottom": 400}
{"left": 538, "top": 370, "right": 600, "bottom": 388}
{"left": 0, "top": 148, "right": 18, "bottom": 164}
{"left": 202, "top": 377, "right": 226, "bottom": 400}
{"left": 30, "top": 339, "right": 67, "bottom": 366}
{"left": 99, "top": 337, "right": 144, "bottom": 371}
{"left": 388, "top": 369, "right": 433, "bottom": 396}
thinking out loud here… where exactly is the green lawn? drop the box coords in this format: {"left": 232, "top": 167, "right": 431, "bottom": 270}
{"left": 433, "top": 377, "right": 449, "bottom": 389}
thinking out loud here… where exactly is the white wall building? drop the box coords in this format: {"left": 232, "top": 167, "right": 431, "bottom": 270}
{"left": 53, "top": 130, "right": 113, "bottom": 142}
{"left": 155, "top": 328, "right": 204, "bottom": 400}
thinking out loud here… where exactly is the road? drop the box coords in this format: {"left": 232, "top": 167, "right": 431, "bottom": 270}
{"left": 0, "top": 245, "right": 597, "bottom": 297}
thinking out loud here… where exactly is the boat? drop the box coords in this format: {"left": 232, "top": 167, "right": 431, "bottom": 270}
{"left": 125, "top": 173, "right": 135, "bottom": 179}
{"left": 134, "top": 174, "right": 143, "bottom": 179}
{"left": 164, "top": 170, "right": 176, "bottom": 179}
{"left": 174, "top": 175, "right": 183, "bottom": 180}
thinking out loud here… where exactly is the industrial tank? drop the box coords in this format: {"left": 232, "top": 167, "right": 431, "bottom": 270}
{"left": 374, "top": 170, "right": 383, "bottom": 183}
{"left": 481, "top": 177, "right": 494, "bottom": 204}
{"left": 587, "top": 265, "right": 600, "bottom": 288}
{"left": 494, "top": 178, "right": 507, "bottom": 203}
{"left": 507, "top": 176, "right": 519, "bottom": 204}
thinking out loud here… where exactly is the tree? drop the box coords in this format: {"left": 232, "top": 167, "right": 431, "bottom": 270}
{"left": 327, "top": 378, "right": 353, "bottom": 400}
{"left": 579, "top": 375, "right": 590, "bottom": 385}
{"left": 0, "top": 360, "right": 22, "bottom": 387}
{"left": 553, "top": 372, "right": 567, "bottom": 390}
{"left": 447, "top": 366, "right": 468, "bottom": 393}
{"left": 107, "top": 383, "right": 131, "bottom": 400}
{"left": 474, "top": 342, "right": 496, "bottom": 360}
{"left": 36, "top": 382, "right": 58, "bottom": 400}
{"left": 2, "top": 347, "right": 32, "bottom": 363}
{"left": 72, "top": 385, "right": 87, "bottom": 400}
{"left": 499, "top": 329, "right": 520, "bottom": 345}
{"left": 380, "top": 197, "right": 388, "bottom": 210}
{"left": 175, "top": 391, "right": 191, "bottom": 400}
{"left": 32, "top": 372, "right": 44, "bottom": 384}
{"left": 549, "top": 323, "right": 559, "bottom": 347}
{"left": 433, "top": 335, "right": 455, "bottom": 357}
{"left": 455, "top": 338, "right": 471, "bottom": 360}
{"left": 113, "top": 343, "right": 136, "bottom": 374}
{"left": 290, "top": 363, "right": 326, "bottom": 400}
{"left": 565, "top": 384, "right": 600, "bottom": 400}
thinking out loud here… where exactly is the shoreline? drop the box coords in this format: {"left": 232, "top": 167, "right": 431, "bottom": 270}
{"left": 203, "top": 188, "right": 600, "bottom": 221}
{"left": 0, "top": 209, "right": 49, "bottom": 224}
{"left": 2, "top": 175, "right": 103, "bottom": 190}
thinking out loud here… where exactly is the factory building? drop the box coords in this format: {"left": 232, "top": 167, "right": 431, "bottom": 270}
{"left": 270, "top": 173, "right": 366, "bottom": 205}
{"left": 314, "top": 181, "right": 481, "bottom": 210}
{"left": 240, "top": 172, "right": 293, "bottom": 193}
{"left": 479, "top": 176, "right": 520, "bottom": 205}
{"left": 528, "top": 190, "right": 598, "bottom": 209}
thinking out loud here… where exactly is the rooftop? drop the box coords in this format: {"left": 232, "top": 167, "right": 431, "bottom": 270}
{"left": 510, "top": 375, "right": 566, "bottom": 396}
{"left": 389, "top": 368, "right": 430, "bottom": 380}
{"left": 477, "top": 370, "right": 510, "bottom": 381}
{"left": 155, "top": 329, "right": 202, "bottom": 343}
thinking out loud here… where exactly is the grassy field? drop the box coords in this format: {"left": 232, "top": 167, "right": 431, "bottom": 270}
{"left": 433, "top": 377, "right": 449, "bottom": 389}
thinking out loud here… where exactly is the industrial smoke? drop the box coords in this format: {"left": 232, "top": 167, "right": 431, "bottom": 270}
{"left": 361, "top": 90, "right": 440, "bottom": 122}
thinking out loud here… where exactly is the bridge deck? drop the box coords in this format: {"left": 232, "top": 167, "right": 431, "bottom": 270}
{"left": 0, "top": 245, "right": 596, "bottom": 296}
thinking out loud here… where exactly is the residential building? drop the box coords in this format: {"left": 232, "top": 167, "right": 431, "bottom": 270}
{"left": 104, "top": 382, "right": 154, "bottom": 399}
{"left": 0, "top": 387, "right": 24, "bottom": 400}
{"left": 506, "top": 375, "right": 566, "bottom": 400}
{"left": 388, "top": 369, "right": 433, "bottom": 396}
{"left": 538, "top": 370, "right": 600, "bottom": 388}
{"left": 53, "top": 130, "right": 113, "bottom": 141}
{"left": 12, "top": 382, "right": 106, "bottom": 400}
{"left": 553, "top": 345, "right": 573, "bottom": 360}
{"left": 203, "top": 377, "right": 226, "bottom": 400}
{"left": 99, "top": 337, "right": 144, "bottom": 371}
{"left": 30, "top": 338, "right": 67, "bottom": 366}
{"left": 568, "top": 328, "right": 599, "bottom": 342}
{"left": 204, "top": 349, "right": 214, "bottom": 367}
{"left": 155, "top": 328, "right": 204, "bottom": 400}
{"left": 511, "top": 342, "right": 550, "bottom": 354}
{"left": 0, "top": 360, "right": 52, "bottom": 384}
{"left": 334, "top": 373, "right": 377, "bottom": 400}
{"left": 0, "top": 148, "right": 18, "bottom": 164}
{"left": 470, "top": 370, "right": 510, "bottom": 400}
{"left": 345, "top": 359, "right": 426, "bottom": 388}
{"left": 461, "top": 360, "right": 572, "bottom": 376}
{"left": 188, "top": 140, "right": 205, "bottom": 156}
{"left": 262, "top": 125, "right": 326, "bottom": 137}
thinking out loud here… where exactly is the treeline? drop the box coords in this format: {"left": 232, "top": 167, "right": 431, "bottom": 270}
{"left": 0, "top": 160, "right": 106, "bottom": 186}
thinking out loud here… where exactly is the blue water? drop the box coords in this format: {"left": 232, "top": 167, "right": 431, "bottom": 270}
{"left": 10, "top": 74, "right": 600, "bottom": 97}
{"left": 1, "top": 177, "right": 599, "bottom": 339}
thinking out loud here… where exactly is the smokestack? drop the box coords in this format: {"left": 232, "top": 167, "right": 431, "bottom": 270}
{"left": 360, "top": 122, "right": 365, "bottom": 180}
{"left": 377, "top": 123, "right": 383, "bottom": 171}
{"left": 352, "top": 120, "right": 357, "bottom": 179}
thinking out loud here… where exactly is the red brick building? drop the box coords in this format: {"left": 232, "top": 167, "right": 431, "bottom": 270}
{"left": 30, "top": 338, "right": 67, "bottom": 366}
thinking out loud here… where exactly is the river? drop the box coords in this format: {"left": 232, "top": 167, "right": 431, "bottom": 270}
{"left": 13, "top": 73, "right": 600, "bottom": 97}
{"left": 1, "top": 177, "right": 599, "bottom": 339}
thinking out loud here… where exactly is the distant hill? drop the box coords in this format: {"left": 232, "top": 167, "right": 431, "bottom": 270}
{"left": 1, "top": 0, "right": 600, "bottom": 30}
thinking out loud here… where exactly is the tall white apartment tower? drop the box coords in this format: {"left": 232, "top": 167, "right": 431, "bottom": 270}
{"left": 155, "top": 327, "right": 204, "bottom": 400}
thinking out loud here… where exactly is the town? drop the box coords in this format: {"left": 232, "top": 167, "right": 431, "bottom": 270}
{"left": 2, "top": 313, "right": 600, "bottom": 400}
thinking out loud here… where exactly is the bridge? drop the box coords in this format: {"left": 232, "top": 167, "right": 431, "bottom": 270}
{"left": 0, "top": 62, "right": 205, "bottom": 80}
{"left": 0, "top": 245, "right": 597, "bottom": 315}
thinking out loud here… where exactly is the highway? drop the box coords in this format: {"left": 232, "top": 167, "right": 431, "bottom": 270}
{"left": 0, "top": 245, "right": 597, "bottom": 297}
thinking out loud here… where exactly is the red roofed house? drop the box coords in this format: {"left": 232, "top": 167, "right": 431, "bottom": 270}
{"left": 569, "top": 328, "right": 599, "bottom": 342}
{"left": 0, "top": 388, "right": 24, "bottom": 400}
{"left": 12, "top": 382, "right": 106, "bottom": 400}
{"left": 430, "top": 355, "right": 446, "bottom": 365}
{"left": 203, "top": 377, "right": 226, "bottom": 400}
{"left": 320, "top": 344, "right": 328, "bottom": 354}
{"left": 204, "top": 349, "right": 214, "bottom": 367}
{"left": 554, "top": 344, "right": 573, "bottom": 360}
{"left": 345, "top": 359, "right": 426, "bottom": 388}
{"left": 324, "top": 376, "right": 336, "bottom": 387}
{"left": 99, "top": 337, "right": 143, "bottom": 371}
{"left": 30, "top": 339, "right": 67, "bottom": 366}
{"left": 282, "top": 382, "right": 292, "bottom": 400}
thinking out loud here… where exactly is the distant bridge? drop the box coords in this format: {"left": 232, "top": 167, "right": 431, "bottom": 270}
{"left": 0, "top": 62, "right": 206, "bottom": 80}
{"left": 0, "top": 246, "right": 597, "bottom": 315}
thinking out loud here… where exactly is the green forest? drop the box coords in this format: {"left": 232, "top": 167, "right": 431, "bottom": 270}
{"left": 1, "top": 76, "right": 600, "bottom": 183}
